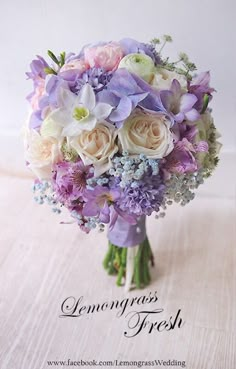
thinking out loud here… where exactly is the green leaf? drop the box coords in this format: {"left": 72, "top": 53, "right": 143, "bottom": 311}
{"left": 60, "top": 51, "right": 66, "bottom": 67}
{"left": 201, "top": 94, "right": 210, "bottom": 114}
{"left": 44, "top": 67, "right": 57, "bottom": 75}
{"left": 47, "top": 50, "right": 60, "bottom": 65}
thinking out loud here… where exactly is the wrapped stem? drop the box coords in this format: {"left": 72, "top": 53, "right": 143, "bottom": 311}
{"left": 103, "top": 215, "right": 154, "bottom": 290}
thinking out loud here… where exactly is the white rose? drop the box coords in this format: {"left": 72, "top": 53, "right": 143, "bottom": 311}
{"left": 70, "top": 122, "right": 118, "bottom": 176}
{"left": 118, "top": 109, "right": 174, "bottom": 158}
{"left": 25, "top": 129, "right": 62, "bottom": 180}
{"left": 118, "top": 53, "right": 155, "bottom": 82}
{"left": 152, "top": 67, "right": 187, "bottom": 91}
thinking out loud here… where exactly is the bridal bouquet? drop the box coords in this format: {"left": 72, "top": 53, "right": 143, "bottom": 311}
{"left": 24, "top": 36, "right": 221, "bottom": 290}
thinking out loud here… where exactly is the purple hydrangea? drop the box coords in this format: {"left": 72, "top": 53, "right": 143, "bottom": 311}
{"left": 97, "top": 69, "right": 149, "bottom": 127}
{"left": 73, "top": 67, "right": 113, "bottom": 93}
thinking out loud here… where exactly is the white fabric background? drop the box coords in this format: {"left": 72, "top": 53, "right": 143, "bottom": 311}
{"left": 0, "top": 0, "right": 235, "bottom": 152}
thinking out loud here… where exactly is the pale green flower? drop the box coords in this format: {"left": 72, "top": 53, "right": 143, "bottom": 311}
{"left": 118, "top": 53, "right": 155, "bottom": 82}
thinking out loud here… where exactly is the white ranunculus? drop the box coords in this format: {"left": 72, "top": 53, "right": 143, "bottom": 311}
{"left": 70, "top": 122, "right": 118, "bottom": 176}
{"left": 152, "top": 67, "right": 187, "bottom": 91}
{"left": 118, "top": 53, "right": 155, "bottom": 82}
{"left": 118, "top": 109, "right": 174, "bottom": 158}
{"left": 25, "top": 129, "right": 62, "bottom": 180}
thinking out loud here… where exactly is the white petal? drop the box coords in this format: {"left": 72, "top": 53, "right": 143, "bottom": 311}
{"left": 79, "top": 115, "right": 97, "bottom": 131}
{"left": 57, "top": 88, "right": 75, "bottom": 109}
{"left": 93, "top": 102, "right": 113, "bottom": 120}
{"left": 62, "top": 122, "right": 82, "bottom": 137}
{"left": 48, "top": 108, "right": 71, "bottom": 127}
{"left": 78, "top": 83, "right": 96, "bottom": 110}
{"left": 62, "top": 116, "right": 97, "bottom": 137}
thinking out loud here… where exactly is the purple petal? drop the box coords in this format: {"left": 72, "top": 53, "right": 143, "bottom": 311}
{"left": 110, "top": 189, "right": 121, "bottom": 201}
{"left": 180, "top": 93, "right": 198, "bottom": 112}
{"left": 184, "top": 125, "right": 198, "bottom": 141}
{"left": 82, "top": 202, "right": 98, "bottom": 217}
{"left": 109, "top": 96, "right": 132, "bottom": 122}
{"left": 29, "top": 110, "right": 42, "bottom": 130}
{"left": 160, "top": 90, "right": 173, "bottom": 111}
{"left": 171, "top": 79, "right": 181, "bottom": 97}
{"left": 194, "top": 141, "right": 209, "bottom": 152}
{"left": 184, "top": 108, "right": 200, "bottom": 122}
{"left": 108, "top": 69, "right": 143, "bottom": 96}
{"left": 192, "top": 71, "right": 210, "bottom": 87}
{"left": 129, "top": 92, "right": 149, "bottom": 108}
{"left": 114, "top": 206, "right": 137, "bottom": 225}
{"left": 175, "top": 112, "right": 185, "bottom": 123}
{"left": 99, "top": 212, "right": 110, "bottom": 224}
{"left": 97, "top": 90, "right": 119, "bottom": 107}
{"left": 109, "top": 208, "right": 118, "bottom": 231}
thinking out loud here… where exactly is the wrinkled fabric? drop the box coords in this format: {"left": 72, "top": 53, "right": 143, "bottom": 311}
{"left": 108, "top": 214, "right": 146, "bottom": 247}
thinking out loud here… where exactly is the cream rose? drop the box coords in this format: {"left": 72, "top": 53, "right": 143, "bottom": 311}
{"left": 118, "top": 109, "right": 174, "bottom": 158}
{"left": 118, "top": 53, "right": 155, "bottom": 82}
{"left": 152, "top": 67, "right": 187, "bottom": 91}
{"left": 25, "top": 129, "right": 62, "bottom": 180}
{"left": 70, "top": 122, "right": 118, "bottom": 176}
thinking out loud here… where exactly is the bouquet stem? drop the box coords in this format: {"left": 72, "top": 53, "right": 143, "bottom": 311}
{"left": 103, "top": 237, "right": 154, "bottom": 290}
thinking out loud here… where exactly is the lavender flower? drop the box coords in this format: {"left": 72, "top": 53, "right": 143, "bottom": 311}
{"left": 188, "top": 71, "right": 215, "bottom": 112}
{"left": 160, "top": 79, "right": 200, "bottom": 124}
{"left": 26, "top": 55, "right": 49, "bottom": 83}
{"left": 116, "top": 171, "right": 165, "bottom": 217}
{"left": 83, "top": 186, "right": 120, "bottom": 223}
{"left": 164, "top": 123, "right": 208, "bottom": 174}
